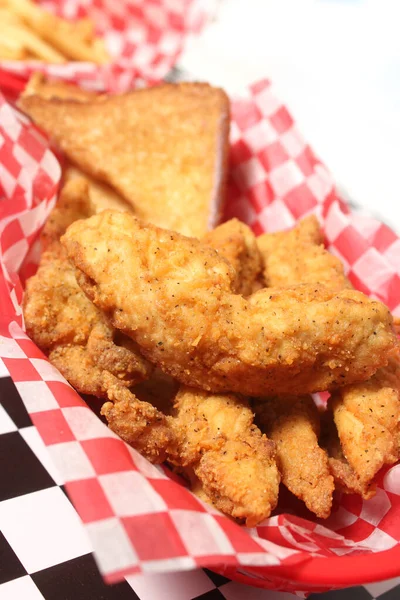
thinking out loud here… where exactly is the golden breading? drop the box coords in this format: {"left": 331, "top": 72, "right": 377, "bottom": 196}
{"left": 100, "top": 373, "right": 177, "bottom": 464}
{"left": 62, "top": 211, "right": 397, "bottom": 397}
{"left": 259, "top": 215, "right": 400, "bottom": 489}
{"left": 19, "top": 82, "right": 230, "bottom": 238}
{"left": 254, "top": 396, "right": 334, "bottom": 518}
{"left": 330, "top": 353, "right": 400, "bottom": 486}
{"left": 203, "top": 218, "right": 263, "bottom": 295}
{"left": 320, "top": 410, "right": 376, "bottom": 499}
{"left": 64, "top": 164, "right": 132, "bottom": 214}
{"left": 23, "top": 180, "right": 151, "bottom": 397}
{"left": 170, "top": 387, "right": 279, "bottom": 526}
{"left": 257, "top": 215, "right": 350, "bottom": 291}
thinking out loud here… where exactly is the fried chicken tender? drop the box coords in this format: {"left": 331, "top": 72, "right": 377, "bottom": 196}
{"left": 170, "top": 387, "right": 279, "bottom": 526}
{"left": 133, "top": 369, "right": 179, "bottom": 415}
{"left": 320, "top": 410, "right": 376, "bottom": 499}
{"left": 203, "top": 218, "right": 263, "bottom": 295}
{"left": 257, "top": 215, "right": 350, "bottom": 291}
{"left": 102, "top": 367, "right": 280, "bottom": 523}
{"left": 330, "top": 353, "right": 400, "bottom": 486}
{"left": 100, "top": 373, "right": 177, "bottom": 464}
{"left": 259, "top": 216, "right": 400, "bottom": 488}
{"left": 254, "top": 396, "right": 334, "bottom": 518}
{"left": 65, "top": 164, "right": 133, "bottom": 214}
{"left": 23, "top": 180, "right": 151, "bottom": 396}
{"left": 62, "top": 211, "right": 396, "bottom": 397}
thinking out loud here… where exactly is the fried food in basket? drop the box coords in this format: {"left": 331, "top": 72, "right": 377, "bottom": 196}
{"left": 259, "top": 216, "right": 400, "bottom": 494}
{"left": 203, "top": 218, "right": 264, "bottom": 295}
{"left": 20, "top": 87, "right": 399, "bottom": 524}
{"left": 330, "top": 354, "right": 400, "bottom": 487}
{"left": 1, "top": 0, "right": 109, "bottom": 63}
{"left": 102, "top": 378, "right": 280, "bottom": 524}
{"left": 19, "top": 82, "right": 230, "bottom": 238}
{"left": 65, "top": 164, "right": 133, "bottom": 214}
{"left": 169, "top": 387, "right": 279, "bottom": 526}
{"left": 253, "top": 395, "right": 334, "bottom": 518}
{"left": 61, "top": 210, "right": 396, "bottom": 397}
{"left": 23, "top": 179, "right": 152, "bottom": 397}
{"left": 100, "top": 373, "right": 176, "bottom": 464}
{"left": 257, "top": 215, "right": 350, "bottom": 291}
{"left": 320, "top": 409, "right": 377, "bottom": 500}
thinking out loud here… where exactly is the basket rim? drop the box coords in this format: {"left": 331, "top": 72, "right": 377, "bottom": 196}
{"left": 221, "top": 544, "right": 400, "bottom": 590}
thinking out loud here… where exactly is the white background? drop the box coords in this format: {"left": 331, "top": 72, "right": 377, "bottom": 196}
{"left": 180, "top": 0, "right": 400, "bottom": 229}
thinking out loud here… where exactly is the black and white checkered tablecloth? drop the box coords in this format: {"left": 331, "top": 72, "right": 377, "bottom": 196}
{"left": 1, "top": 370, "right": 400, "bottom": 600}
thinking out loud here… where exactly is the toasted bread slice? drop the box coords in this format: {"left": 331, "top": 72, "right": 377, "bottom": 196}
{"left": 21, "top": 77, "right": 127, "bottom": 213}
{"left": 22, "top": 73, "right": 101, "bottom": 102}
{"left": 19, "top": 82, "right": 230, "bottom": 237}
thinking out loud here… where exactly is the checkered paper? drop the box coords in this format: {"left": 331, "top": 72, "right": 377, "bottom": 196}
{"left": 2, "top": 374, "right": 400, "bottom": 600}
{"left": 0, "top": 0, "right": 217, "bottom": 93}
{"left": 1, "top": 80, "right": 400, "bottom": 595}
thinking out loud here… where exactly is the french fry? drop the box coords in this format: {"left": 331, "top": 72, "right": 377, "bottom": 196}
{"left": 75, "top": 17, "right": 94, "bottom": 43}
{"left": 45, "top": 27, "right": 110, "bottom": 64}
{"left": 0, "top": 21, "right": 66, "bottom": 62}
{"left": 0, "top": 41, "right": 28, "bottom": 60}
{"left": 8, "top": 0, "right": 109, "bottom": 64}
{"left": 0, "top": 7, "right": 23, "bottom": 23}
{"left": 91, "top": 37, "right": 110, "bottom": 64}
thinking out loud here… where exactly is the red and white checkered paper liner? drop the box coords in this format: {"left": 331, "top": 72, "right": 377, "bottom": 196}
{"left": 1, "top": 80, "right": 400, "bottom": 595}
{"left": 0, "top": 0, "right": 216, "bottom": 92}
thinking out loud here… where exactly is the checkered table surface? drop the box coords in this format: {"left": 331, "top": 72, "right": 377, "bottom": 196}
{"left": 1, "top": 370, "right": 400, "bottom": 600}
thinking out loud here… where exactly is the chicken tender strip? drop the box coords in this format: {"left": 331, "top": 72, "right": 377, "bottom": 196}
{"left": 23, "top": 180, "right": 151, "bottom": 397}
{"left": 102, "top": 366, "right": 278, "bottom": 524}
{"left": 319, "top": 410, "right": 376, "bottom": 499}
{"left": 253, "top": 396, "right": 334, "bottom": 518}
{"left": 62, "top": 211, "right": 396, "bottom": 397}
{"left": 330, "top": 353, "right": 400, "bottom": 485}
{"left": 65, "top": 164, "right": 133, "bottom": 214}
{"left": 170, "top": 387, "right": 279, "bottom": 526}
{"left": 203, "top": 218, "right": 263, "bottom": 295}
{"left": 257, "top": 215, "right": 350, "bottom": 291}
{"left": 258, "top": 215, "right": 400, "bottom": 486}
{"left": 100, "top": 373, "right": 176, "bottom": 464}
{"left": 132, "top": 369, "right": 179, "bottom": 415}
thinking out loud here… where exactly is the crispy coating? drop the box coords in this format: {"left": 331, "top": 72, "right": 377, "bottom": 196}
{"left": 330, "top": 353, "right": 400, "bottom": 485}
{"left": 170, "top": 387, "right": 279, "bottom": 526}
{"left": 320, "top": 410, "right": 376, "bottom": 499}
{"left": 103, "top": 369, "right": 278, "bottom": 524}
{"left": 186, "top": 470, "right": 214, "bottom": 505}
{"left": 259, "top": 215, "right": 400, "bottom": 490}
{"left": 19, "top": 82, "right": 230, "bottom": 238}
{"left": 257, "top": 215, "right": 350, "bottom": 291}
{"left": 254, "top": 396, "right": 334, "bottom": 518}
{"left": 100, "top": 373, "right": 177, "bottom": 464}
{"left": 23, "top": 180, "right": 151, "bottom": 396}
{"left": 203, "top": 218, "right": 264, "bottom": 295}
{"left": 62, "top": 211, "right": 397, "bottom": 396}
{"left": 64, "top": 164, "right": 133, "bottom": 214}
{"left": 133, "top": 369, "right": 179, "bottom": 415}
{"left": 40, "top": 177, "right": 94, "bottom": 256}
